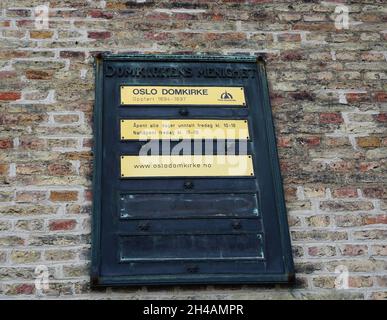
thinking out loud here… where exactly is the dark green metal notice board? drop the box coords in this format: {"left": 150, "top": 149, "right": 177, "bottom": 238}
{"left": 91, "top": 54, "right": 294, "bottom": 286}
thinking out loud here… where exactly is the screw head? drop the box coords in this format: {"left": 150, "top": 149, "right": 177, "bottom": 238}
{"left": 184, "top": 181, "right": 194, "bottom": 189}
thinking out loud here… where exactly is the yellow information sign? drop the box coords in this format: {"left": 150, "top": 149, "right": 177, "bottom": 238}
{"left": 120, "top": 86, "right": 246, "bottom": 106}
{"left": 120, "top": 119, "right": 250, "bottom": 140}
{"left": 120, "top": 155, "right": 254, "bottom": 178}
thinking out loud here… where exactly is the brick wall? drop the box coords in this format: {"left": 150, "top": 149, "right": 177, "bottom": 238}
{"left": 0, "top": 0, "right": 386, "bottom": 299}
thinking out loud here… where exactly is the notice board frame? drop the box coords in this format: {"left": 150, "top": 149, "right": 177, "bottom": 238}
{"left": 91, "top": 54, "right": 295, "bottom": 287}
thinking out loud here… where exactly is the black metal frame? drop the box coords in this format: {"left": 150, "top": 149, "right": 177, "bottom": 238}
{"left": 91, "top": 54, "right": 294, "bottom": 286}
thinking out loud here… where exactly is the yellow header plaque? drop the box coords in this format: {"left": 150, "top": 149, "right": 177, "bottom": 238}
{"left": 120, "top": 86, "right": 246, "bottom": 106}
{"left": 120, "top": 155, "right": 254, "bottom": 178}
{"left": 120, "top": 119, "right": 249, "bottom": 140}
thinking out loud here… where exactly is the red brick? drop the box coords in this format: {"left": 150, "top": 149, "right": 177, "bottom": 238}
{"left": 145, "top": 32, "right": 171, "bottom": 41}
{"left": 278, "top": 33, "right": 301, "bottom": 42}
{"left": 174, "top": 13, "right": 198, "bottom": 20}
{"left": 281, "top": 50, "right": 304, "bottom": 61}
{"left": 88, "top": 10, "right": 113, "bottom": 19}
{"left": 7, "top": 9, "right": 31, "bottom": 17}
{"left": 363, "top": 187, "right": 386, "bottom": 199}
{"left": 346, "top": 92, "right": 368, "bottom": 103}
{"left": 15, "top": 284, "right": 34, "bottom": 295}
{"left": 365, "top": 215, "right": 387, "bottom": 225}
{"left": 82, "top": 138, "right": 93, "bottom": 148}
{"left": 204, "top": 32, "right": 245, "bottom": 42}
{"left": 358, "top": 162, "right": 379, "bottom": 172}
{"left": 361, "top": 52, "right": 385, "bottom": 62}
{"left": 375, "top": 113, "right": 387, "bottom": 122}
{"left": 87, "top": 31, "right": 111, "bottom": 39}
{"left": 19, "top": 138, "right": 46, "bottom": 150}
{"left": 59, "top": 51, "right": 86, "bottom": 59}
{"left": 0, "top": 139, "right": 13, "bottom": 149}
{"left": 49, "top": 219, "right": 77, "bottom": 231}
{"left": 328, "top": 161, "right": 355, "bottom": 172}
{"left": 16, "top": 20, "right": 33, "bottom": 27}
{"left": 374, "top": 92, "right": 387, "bottom": 102}
{"left": 324, "top": 137, "right": 350, "bottom": 147}
{"left": 277, "top": 136, "right": 292, "bottom": 148}
{"left": 296, "top": 136, "right": 320, "bottom": 147}
{"left": 293, "top": 22, "right": 335, "bottom": 32}
{"left": 25, "top": 70, "right": 53, "bottom": 80}
{"left": 333, "top": 187, "right": 358, "bottom": 198}
{"left": 208, "top": 13, "right": 223, "bottom": 22}
{"left": 16, "top": 191, "right": 46, "bottom": 203}
{"left": 0, "top": 113, "right": 46, "bottom": 126}
{"left": 329, "top": 161, "right": 355, "bottom": 172}
{"left": 52, "top": 114, "right": 79, "bottom": 124}
{"left": 0, "top": 50, "right": 28, "bottom": 59}
{"left": 144, "top": 12, "right": 170, "bottom": 20}
{"left": 341, "top": 245, "right": 368, "bottom": 256}
{"left": 50, "top": 191, "right": 78, "bottom": 202}
{"left": 283, "top": 186, "right": 297, "bottom": 200}
{"left": 0, "top": 164, "right": 8, "bottom": 175}
{"left": 0, "top": 92, "right": 21, "bottom": 101}
{"left": 291, "top": 91, "right": 315, "bottom": 101}
{"left": 270, "top": 92, "right": 285, "bottom": 105}
{"left": 319, "top": 113, "right": 343, "bottom": 124}
{"left": 348, "top": 276, "right": 373, "bottom": 288}
{"left": 0, "top": 21, "right": 11, "bottom": 27}
{"left": 84, "top": 189, "right": 93, "bottom": 201}
{"left": 47, "top": 163, "right": 74, "bottom": 175}
{"left": 0, "top": 71, "right": 17, "bottom": 79}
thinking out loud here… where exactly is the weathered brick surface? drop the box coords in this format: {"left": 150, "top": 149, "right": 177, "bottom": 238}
{"left": 0, "top": 0, "right": 386, "bottom": 300}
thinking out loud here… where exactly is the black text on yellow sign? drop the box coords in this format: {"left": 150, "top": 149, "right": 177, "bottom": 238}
{"left": 120, "top": 119, "right": 250, "bottom": 140}
{"left": 120, "top": 86, "right": 246, "bottom": 106}
{"left": 120, "top": 155, "right": 254, "bottom": 178}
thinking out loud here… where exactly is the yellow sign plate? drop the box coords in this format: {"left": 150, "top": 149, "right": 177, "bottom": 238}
{"left": 120, "top": 155, "right": 254, "bottom": 178}
{"left": 120, "top": 86, "right": 246, "bottom": 106}
{"left": 120, "top": 119, "right": 249, "bottom": 140}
